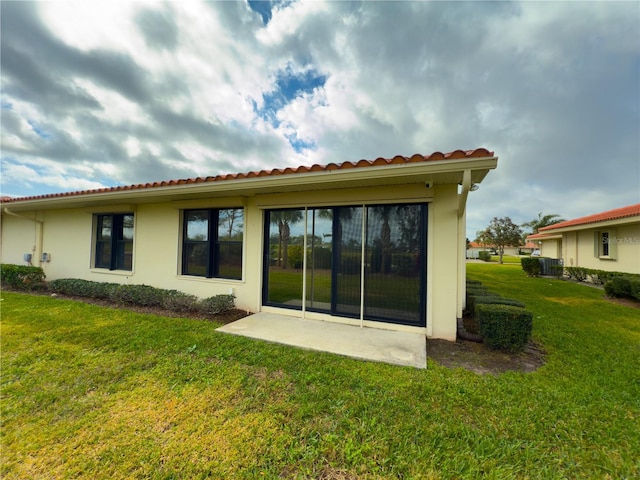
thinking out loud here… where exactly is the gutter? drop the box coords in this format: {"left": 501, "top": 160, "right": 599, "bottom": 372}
{"left": 3, "top": 208, "right": 44, "bottom": 266}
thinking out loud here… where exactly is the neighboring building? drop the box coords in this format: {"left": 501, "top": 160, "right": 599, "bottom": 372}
{"left": 527, "top": 204, "right": 640, "bottom": 274}
{"left": 466, "top": 241, "right": 535, "bottom": 259}
{"left": 1, "top": 149, "right": 498, "bottom": 341}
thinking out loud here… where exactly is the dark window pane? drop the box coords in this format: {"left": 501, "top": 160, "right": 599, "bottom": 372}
{"left": 95, "top": 241, "right": 112, "bottom": 269}
{"left": 218, "top": 209, "right": 244, "bottom": 241}
{"left": 186, "top": 210, "right": 209, "bottom": 241}
{"left": 122, "top": 214, "right": 134, "bottom": 240}
{"left": 98, "top": 216, "right": 112, "bottom": 241}
{"left": 217, "top": 242, "right": 242, "bottom": 279}
{"left": 184, "top": 243, "right": 209, "bottom": 276}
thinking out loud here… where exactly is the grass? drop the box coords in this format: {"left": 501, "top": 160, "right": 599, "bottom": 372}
{"left": 2, "top": 263, "right": 639, "bottom": 479}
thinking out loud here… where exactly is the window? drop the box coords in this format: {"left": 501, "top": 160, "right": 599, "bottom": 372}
{"left": 182, "top": 208, "right": 243, "bottom": 279}
{"left": 95, "top": 213, "right": 134, "bottom": 271}
{"left": 263, "top": 204, "right": 427, "bottom": 327}
{"left": 595, "top": 230, "right": 617, "bottom": 259}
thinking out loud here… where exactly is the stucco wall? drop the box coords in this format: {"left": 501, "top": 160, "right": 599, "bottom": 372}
{"left": 563, "top": 223, "right": 640, "bottom": 274}
{"left": 1, "top": 182, "right": 463, "bottom": 340}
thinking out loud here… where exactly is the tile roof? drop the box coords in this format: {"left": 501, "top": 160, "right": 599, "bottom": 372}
{"left": 538, "top": 203, "right": 640, "bottom": 232}
{"left": 0, "top": 148, "right": 494, "bottom": 204}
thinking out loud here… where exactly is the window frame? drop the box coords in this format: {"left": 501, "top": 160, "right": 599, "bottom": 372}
{"left": 181, "top": 208, "right": 244, "bottom": 280}
{"left": 94, "top": 212, "right": 134, "bottom": 271}
{"left": 595, "top": 229, "right": 617, "bottom": 260}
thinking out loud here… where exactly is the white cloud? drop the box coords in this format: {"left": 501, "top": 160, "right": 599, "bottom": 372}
{"left": 1, "top": 0, "right": 638, "bottom": 235}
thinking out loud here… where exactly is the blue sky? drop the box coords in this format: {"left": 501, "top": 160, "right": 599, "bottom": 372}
{"left": 1, "top": 1, "right": 638, "bottom": 235}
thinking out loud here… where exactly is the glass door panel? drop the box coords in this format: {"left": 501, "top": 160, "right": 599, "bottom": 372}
{"left": 364, "top": 204, "right": 424, "bottom": 326}
{"left": 265, "top": 209, "right": 305, "bottom": 307}
{"left": 333, "top": 206, "right": 363, "bottom": 317}
{"left": 305, "top": 208, "right": 332, "bottom": 312}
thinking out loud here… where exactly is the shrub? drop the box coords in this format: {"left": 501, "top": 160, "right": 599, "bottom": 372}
{"left": 0, "top": 264, "right": 47, "bottom": 290}
{"left": 465, "top": 291, "right": 500, "bottom": 316}
{"left": 565, "top": 266, "right": 588, "bottom": 282}
{"left": 199, "top": 294, "right": 235, "bottom": 316}
{"left": 466, "top": 279, "right": 482, "bottom": 286}
{"left": 604, "top": 276, "right": 640, "bottom": 301}
{"left": 476, "top": 304, "right": 533, "bottom": 353}
{"left": 520, "top": 257, "right": 540, "bottom": 277}
{"left": 49, "top": 278, "right": 118, "bottom": 298}
{"left": 287, "top": 245, "right": 304, "bottom": 269}
{"left": 478, "top": 251, "right": 492, "bottom": 262}
{"left": 475, "top": 296, "right": 526, "bottom": 309}
{"left": 111, "top": 284, "right": 165, "bottom": 307}
{"left": 162, "top": 290, "right": 199, "bottom": 312}
{"left": 550, "top": 265, "right": 564, "bottom": 278}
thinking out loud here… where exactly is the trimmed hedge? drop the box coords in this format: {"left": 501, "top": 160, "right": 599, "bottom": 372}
{"left": 478, "top": 251, "right": 491, "bottom": 262}
{"left": 605, "top": 276, "right": 640, "bottom": 301}
{"left": 464, "top": 278, "right": 533, "bottom": 351}
{"left": 199, "top": 294, "right": 236, "bottom": 316}
{"left": 48, "top": 279, "right": 233, "bottom": 316}
{"left": 476, "top": 304, "right": 533, "bottom": 353}
{"left": 520, "top": 257, "right": 540, "bottom": 277}
{"left": 0, "top": 264, "right": 47, "bottom": 290}
{"left": 49, "top": 278, "right": 118, "bottom": 299}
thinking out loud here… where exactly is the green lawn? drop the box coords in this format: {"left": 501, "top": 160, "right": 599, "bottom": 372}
{"left": 2, "top": 264, "right": 639, "bottom": 479}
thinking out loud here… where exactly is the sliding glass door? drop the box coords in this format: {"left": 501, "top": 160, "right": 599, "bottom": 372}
{"left": 264, "top": 203, "right": 427, "bottom": 327}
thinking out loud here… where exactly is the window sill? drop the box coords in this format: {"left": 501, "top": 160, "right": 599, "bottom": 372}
{"left": 598, "top": 256, "right": 616, "bottom": 261}
{"left": 90, "top": 269, "right": 134, "bottom": 276}
{"left": 176, "top": 275, "right": 244, "bottom": 284}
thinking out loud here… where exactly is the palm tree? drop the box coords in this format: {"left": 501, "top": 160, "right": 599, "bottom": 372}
{"left": 270, "top": 210, "right": 303, "bottom": 269}
{"left": 522, "top": 212, "right": 566, "bottom": 234}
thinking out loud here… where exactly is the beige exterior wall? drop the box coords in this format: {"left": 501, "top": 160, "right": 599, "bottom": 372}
{"left": 1, "top": 182, "right": 465, "bottom": 340}
{"left": 540, "top": 239, "right": 561, "bottom": 258}
{"left": 562, "top": 223, "right": 640, "bottom": 274}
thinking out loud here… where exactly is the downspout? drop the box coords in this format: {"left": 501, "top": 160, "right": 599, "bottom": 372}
{"left": 456, "top": 170, "right": 472, "bottom": 320}
{"left": 3, "top": 208, "right": 44, "bottom": 267}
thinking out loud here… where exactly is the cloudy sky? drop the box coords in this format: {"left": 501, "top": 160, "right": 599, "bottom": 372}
{"left": 1, "top": 1, "right": 639, "bottom": 235}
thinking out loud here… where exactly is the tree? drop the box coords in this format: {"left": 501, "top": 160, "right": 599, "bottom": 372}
{"left": 476, "top": 217, "right": 523, "bottom": 264}
{"left": 270, "top": 210, "right": 303, "bottom": 269}
{"left": 522, "top": 212, "right": 566, "bottom": 234}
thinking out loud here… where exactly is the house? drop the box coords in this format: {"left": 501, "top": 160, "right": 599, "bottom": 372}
{"left": 527, "top": 204, "right": 640, "bottom": 274}
{"left": 466, "top": 241, "right": 535, "bottom": 259}
{"left": 0, "top": 148, "right": 498, "bottom": 341}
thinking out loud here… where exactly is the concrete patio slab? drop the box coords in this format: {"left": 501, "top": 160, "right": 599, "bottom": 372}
{"left": 217, "top": 312, "right": 427, "bottom": 368}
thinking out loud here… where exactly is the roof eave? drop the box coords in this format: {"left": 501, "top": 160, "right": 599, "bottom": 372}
{"left": 539, "top": 215, "right": 640, "bottom": 234}
{"left": 0, "top": 155, "right": 497, "bottom": 211}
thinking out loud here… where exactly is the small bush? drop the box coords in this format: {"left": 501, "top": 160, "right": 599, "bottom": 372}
{"left": 478, "top": 251, "right": 492, "bottom": 262}
{"left": 520, "top": 257, "right": 540, "bottom": 277}
{"left": 466, "top": 279, "right": 482, "bottom": 286}
{"left": 162, "top": 290, "right": 199, "bottom": 312}
{"left": 199, "top": 294, "right": 235, "bottom": 316}
{"left": 565, "top": 266, "right": 588, "bottom": 282}
{"left": 476, "top": 304, "right": 533, "bottom": 353}
{"left": 475, "top": 296, "right": 526, "bottom": 309}
{"left": 604, "top": 276, "right": 640, "bottom": 301}
{"left": 111, "top": 284, "right": 165, "bottom": 307}
{"left": 49, "top": 278, "right": 118, "bottom": 298}
{"left": 287, "top": 245, "right": 304, "bottom": 269}
{"left": 550, "top": 265, "right": 564, "bottom": 278}
{"left": 0, "top": 264, "right": 47, "bottom": 290}
{"left": 465, "top": 291, "right": 500, "bottom": 316}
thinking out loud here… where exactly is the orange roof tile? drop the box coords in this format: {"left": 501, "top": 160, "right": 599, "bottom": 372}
{"left": 0, "top": 148, "right": 494, "bottom": 204}
{"left": 538, "top": 204, "right": 640, "bottom": 232}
